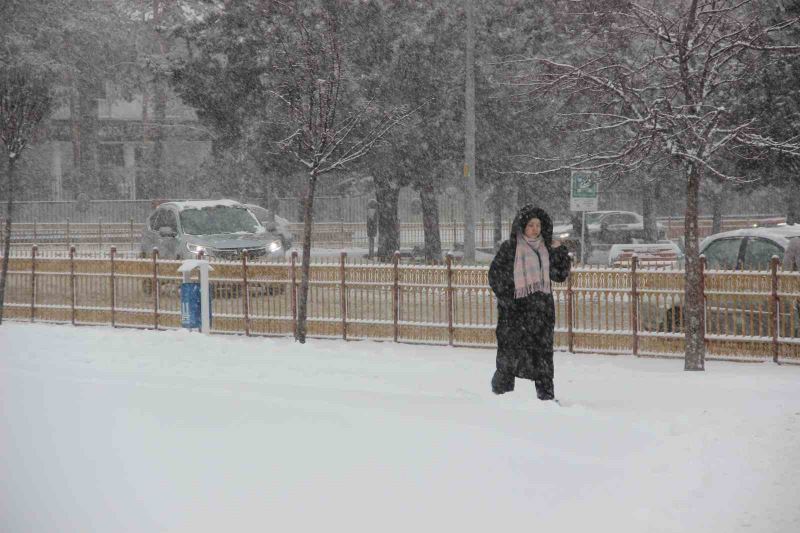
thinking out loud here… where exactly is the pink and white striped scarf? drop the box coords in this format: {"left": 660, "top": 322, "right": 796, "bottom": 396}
{"left": 514, "top": 233, "right": 551, "bottom": 298}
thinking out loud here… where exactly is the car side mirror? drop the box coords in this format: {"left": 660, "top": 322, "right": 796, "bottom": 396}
{"left": 264, "top": 222, "right": 277, "bottom": 232}
{"left": 158, "top": 226, "right": 176, "bottom": 238}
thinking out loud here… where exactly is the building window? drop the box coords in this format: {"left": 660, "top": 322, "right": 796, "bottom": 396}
{"left": 98, "top": 143, "right": 124, "bottom": 167}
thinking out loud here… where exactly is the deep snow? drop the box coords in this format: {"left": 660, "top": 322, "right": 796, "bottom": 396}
{"left": 2, "top": 323, "right": 799, "bottom": 533}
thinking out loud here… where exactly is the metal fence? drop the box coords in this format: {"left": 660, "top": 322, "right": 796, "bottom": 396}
{"left": 2, "top": 247, "right": 798, "bottom": 362}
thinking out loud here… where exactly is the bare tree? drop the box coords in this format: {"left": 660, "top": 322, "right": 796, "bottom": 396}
{"left": 266, "top": 4, "right": 417, "bottom": 343}
{"left": 506, "top": 0, "right": 800, "bottom": 370}
{"left": 0, "top": 67, "right": 53, "bottom": 324}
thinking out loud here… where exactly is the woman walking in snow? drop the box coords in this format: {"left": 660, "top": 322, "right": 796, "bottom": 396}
{"left": 489, "top": 205, "right": 572, "bottom": 400}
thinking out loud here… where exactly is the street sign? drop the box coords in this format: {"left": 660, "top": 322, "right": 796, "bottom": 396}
{"left": 570, "top": 171, "right": 598, "bottom": 211}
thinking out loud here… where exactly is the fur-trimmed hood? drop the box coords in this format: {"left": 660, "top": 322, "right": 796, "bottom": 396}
{"left": 509, "top": 205, "right": 554, "bottom": 249}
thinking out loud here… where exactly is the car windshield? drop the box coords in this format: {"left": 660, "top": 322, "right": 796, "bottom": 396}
{"left": 247, "top": 205, "right": 270, "bottom": 223}
{"left": 179, "top": 206, "right": 263, "bottom": 235}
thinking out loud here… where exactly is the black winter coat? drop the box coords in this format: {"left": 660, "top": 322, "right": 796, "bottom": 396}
{"left": 489, "top": 206, "right": 571, "bottom": 381}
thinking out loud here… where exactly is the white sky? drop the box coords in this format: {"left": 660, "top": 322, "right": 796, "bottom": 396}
{"left": 2, "top": 323, "right": 799, "bottom": 533}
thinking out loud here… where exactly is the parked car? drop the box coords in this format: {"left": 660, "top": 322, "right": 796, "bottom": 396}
{"left": 140, "top": 199, "right": 286, "bottom": 261}
{"left": 644, "top": 224, "right": 800, "bottom": 335}
{"left": 699, "top": 224, "right": 800, "bottom": 271}
{"left": 242, "top": 204, "right": 293, "bottom": 250}
{"left": 553, "top": 210, "right": 667, "bottom": 249}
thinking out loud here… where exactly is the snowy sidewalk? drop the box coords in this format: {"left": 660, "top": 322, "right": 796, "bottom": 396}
{"left": 2, "top": 323, "right": 799, "bottom": 533}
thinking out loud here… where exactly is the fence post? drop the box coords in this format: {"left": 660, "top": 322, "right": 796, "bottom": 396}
{"left": 446, "top": 253, "right": 454, "bottom": 346}
{"left": 631, "top": 254, "right": 639, "bottom": 356}
{"left": 66, "top": 218, "right": 71, "bottom": 250}
{"left": 152, "top": 248, "right": 159, "bottom": 330}
{"left": 129, "top": 218, "right": 134, "bottom": 252}
{"left": 242, "top": 252, "right": 250, "bottom": 336}
{"left": 30, "top": 245, "right": 37, "bottom": 322}
{"left": 291, "top": 250, "right": 298, "bottom": 338}
{"left": 771, "top": 255, "right": 780, "bottom": 364}
{"left": 69, "top": 245, "right": 76, "bottom": 326}
{"left": 700, "top": 255, "right": 707, "bottom": 347}
{"left": 393, "top": 251, "right": 400, "bottom": 342}
{"left": 110, "top": 246, "right": 116, "bottom": 327}
{"left": 33, "top": 220, "right": 37, "bottom": 244}
{"left": 340, "top": 251, "right": 347, "bottom": 340}
{"left": 98, "top": 219, "right": 103, "bottom": 252}
{"left": 567, "top": 260, "right": 574, "bottom": 353}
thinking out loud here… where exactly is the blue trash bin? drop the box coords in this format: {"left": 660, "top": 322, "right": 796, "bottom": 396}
{"left": 180, "top": 282, "right": 212, "bottom": 329}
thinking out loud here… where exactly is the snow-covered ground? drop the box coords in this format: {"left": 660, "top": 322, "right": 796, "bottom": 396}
{"left": 2, "top": 323, "right": 799, "bottom": 533}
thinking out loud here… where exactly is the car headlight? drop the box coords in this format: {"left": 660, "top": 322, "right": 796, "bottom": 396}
{"left": 268, "top": 240, "right": 282, "bottom": 253}
{"left": 186, "top": 243, "right": 206, "bottom": 255}
{"left": 558, "top": 232, "right": 571, "bottom": 239}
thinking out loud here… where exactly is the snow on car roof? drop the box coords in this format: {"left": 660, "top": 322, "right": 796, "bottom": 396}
{"left": 163, "top": 199, "right": 246, "bottom": 211}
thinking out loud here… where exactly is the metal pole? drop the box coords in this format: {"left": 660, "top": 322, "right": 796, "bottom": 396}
{"left": 462, "top": 0, "right": 477, "bottom": 262}
{"left": 581, "top": 211, "right": 586, "bottom": 265}
{"left": 340, "top": 198, "right": 345, "bottom": 250}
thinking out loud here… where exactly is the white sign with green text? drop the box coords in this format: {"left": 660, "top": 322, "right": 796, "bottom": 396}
{"left": 570, "top": 171, "right": 598, "bottom": 212}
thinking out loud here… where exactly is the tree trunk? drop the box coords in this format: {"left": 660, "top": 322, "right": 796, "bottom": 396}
{"left": 489, "top": 181, "right": 505, "bottom": 249}
{"left": 642, "top": 180, "right": 659, "bottom": 242}
{"left": 151, "top": 0, "right": 167, "bottom": 196}
{"left": 68, "top": 77, "right": 81, "bottom": 199}
{"left": 295, "top": 171, "right": 318, "bottom": 343}
{"left": 151, "top": 75, "right": 166, "bottom": 195}
{"left": 419, "top": 182, "right": 442, "bottom": 262}
{"left": 711, "top": 189, "right": 723, "bottom": 235}
{"left": 376, "top": 176, "right": 400, "bottom": 262}
{"left": 786, "top": 169, "right": 800, "bottom": 224}
{"left": 78, "top": 85, "right": 99, "bottom": 198}
{"left": 684, "top": 162, "right": 706, "bottom": 371}
{"left": 516, "top": 175, "right": 531, "bottom": 207}
{"left": 0, "top": 157, "right": 17, "bottom": 325}
{"left": 493, "top": 199, "right": 503, "bottom": 251}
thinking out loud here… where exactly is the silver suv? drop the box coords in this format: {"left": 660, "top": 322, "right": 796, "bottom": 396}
{"left": 644, "top": 224, "right": 800, "bottom": 335}
{"left": 140, "top": 199, "right": 285, "bottom": 260}
{"left": 699, "top": 225, "right": 800, "bottom": 271}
